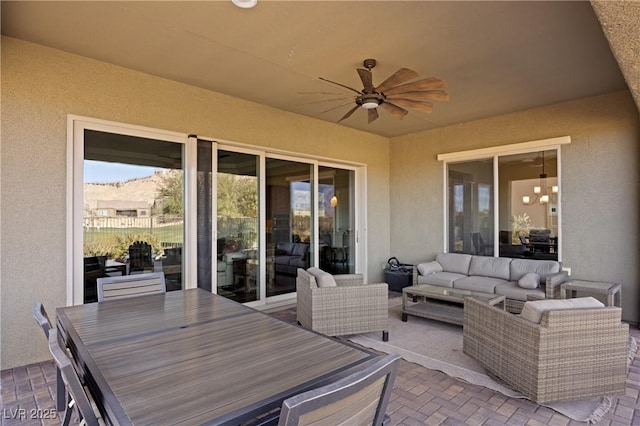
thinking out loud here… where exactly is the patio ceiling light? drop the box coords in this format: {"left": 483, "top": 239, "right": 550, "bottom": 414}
{"left": 232, "top": 0, "right": 257, "bottom": 9}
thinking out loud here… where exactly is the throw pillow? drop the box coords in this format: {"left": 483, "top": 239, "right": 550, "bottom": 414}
{"left": 307, "top": 267, "right": 337, "bottom": 288}
{"left": 517, "top": 272, "right": 540, "bottom": 289}
{"left": 417, "top": 261, "right": 443, "bottom": 276}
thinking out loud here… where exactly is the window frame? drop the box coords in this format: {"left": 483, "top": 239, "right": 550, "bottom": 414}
{"left": 438, "top": 136, "right": 570, "bottom": 261}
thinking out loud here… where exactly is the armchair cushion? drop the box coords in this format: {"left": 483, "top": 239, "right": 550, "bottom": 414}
{"left": 307, "top": 267, "right": 337, "bottom": 287}
{"left": 520, "top": 296, "right": 604, "bottom": 324}
{"left": 517, "top": 272, "right": 540, "bottom": 289}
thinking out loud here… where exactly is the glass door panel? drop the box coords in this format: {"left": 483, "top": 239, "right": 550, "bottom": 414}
{"left": 447, "top": 159, "right": 494, "bottom": 255}
{"left": 498, "top": 150, "right": 558, "bottom": 260}
{"left": 266, "top": 158, "right": 313, "bottom": 297}
{"left": 83, "top": 130, "right": 184, "bottom": 303}
{"left": 318, "top": 166, "right": 355, "bottom": 274}
{"left": 216, "top": 150, "right": 259, "bottom": 303}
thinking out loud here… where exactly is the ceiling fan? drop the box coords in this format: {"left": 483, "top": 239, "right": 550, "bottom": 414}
{"left": 316, "top": 59, "right": 449, "bottom": 124}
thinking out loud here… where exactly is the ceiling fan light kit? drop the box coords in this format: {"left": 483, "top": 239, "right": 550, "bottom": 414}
{"left": 317, "top": 58, "right": 449, "bottom": 124}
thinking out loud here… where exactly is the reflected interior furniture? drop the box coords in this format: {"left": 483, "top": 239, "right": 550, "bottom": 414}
{"left": 463, "top": 297, "right": 629, "bottom": 403}
{"left": 83, "top": 256, "right": 107, "bottom": 304}
{"left": 561, "top": 279, "right": 622, "bottom": 307}
{"left": 55, "top": 289, "right": 376, "bottom": 425}
{"left": 470, "top": 232, "right": 493, "bottom": 256}
{"left": 296, "top": 268, "right": 389, "bottom": 341}
{"left": 401, "top": 284, "right": 504, "bottom": 325}
{"left": 330, "top": 231, "right": 350, "bottom": 267}
{"left": 128, "top": 240, "right": 153, "bottom": 273}
{"left": 96, "top": 272, "right": 166, "bottom": 302}
{"left": 32, "top": 302, "right": 67, "bottom": 412}
{"left": 277, "top": 353, "right": 401, "bottom": 426}
{"left": 161, "top": 246, "right": 182, "bottom": 291}
{"left": 48, "top": 330, "right": 103, "bottom": 426}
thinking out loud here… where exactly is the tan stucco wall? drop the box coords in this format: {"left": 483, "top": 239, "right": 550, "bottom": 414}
{"left": 390, "top": 91, "right": 640, "bottom": 323}
{"left": 0, "top": 37, "right": 391, "bottom": 369}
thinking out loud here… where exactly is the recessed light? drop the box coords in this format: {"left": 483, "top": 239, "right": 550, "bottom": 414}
{"left": 232, "top": 0, "right": 257, "bottom": 9}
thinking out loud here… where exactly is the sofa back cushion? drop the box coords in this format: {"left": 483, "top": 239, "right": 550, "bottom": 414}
{"left": 510, "top": 259, "right": 560, "bottom": 283}
{"left": 276, "top": 242, "right": 295, "bottom": 255}
{"left": 469, "top": 256, "right": 511, "bottom": 280}
{"left": 292, "top": 243, "right": 310, "bottom": 257}
{"left": 436, "top": 253, "right": 472, "bottom": 275}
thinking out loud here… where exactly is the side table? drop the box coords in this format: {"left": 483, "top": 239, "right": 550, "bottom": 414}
{"left": 560, "top": 279, "right": 621, "bottom": 307}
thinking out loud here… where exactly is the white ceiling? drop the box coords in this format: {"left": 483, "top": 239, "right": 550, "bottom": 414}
{"left": 1, "top": 1, "right": 629, "bottom": 138}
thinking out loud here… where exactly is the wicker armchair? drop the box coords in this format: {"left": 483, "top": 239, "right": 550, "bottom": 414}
{"left": 296, "top": 268, "right": 389, "bottom": 341}
{"left": 463, "top": 297, "right": 629, "bottom": 403}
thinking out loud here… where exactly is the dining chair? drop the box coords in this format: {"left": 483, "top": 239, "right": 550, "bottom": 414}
{"left": 33, "top": 302, "right": 68, "bottom": 412}
{"left": 48, "top": 329, "right": 102, "bottom": 426}
{"left": 97, "top": 272, "right": 166, "bottom": 302}
{"left": 277, "top": 353, "right": 401, "bottom": 426}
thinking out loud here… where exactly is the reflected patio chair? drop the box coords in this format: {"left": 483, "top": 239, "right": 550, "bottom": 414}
{"left": 97, "top": 272, "right": 166, "bottom": 302}
{"left": 48, "top": 329, "right": 103, "bottom": 426}
{"left": 277, "top": 353, "right": 401, "bottom": 426}
{"left": 128, "top": 241, "right": 154, "bottom": 273}
{"left": 33, "top": 302, "right": 67, "bottom": 412}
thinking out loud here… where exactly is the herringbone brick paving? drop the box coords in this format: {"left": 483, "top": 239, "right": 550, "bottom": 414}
{"left": 2, "top": 314, "right": 638, "bottom": 425}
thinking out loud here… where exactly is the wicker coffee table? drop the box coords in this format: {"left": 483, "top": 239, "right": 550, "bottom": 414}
{"left": 402, "top": 284, "right": 505, "bottom": 326}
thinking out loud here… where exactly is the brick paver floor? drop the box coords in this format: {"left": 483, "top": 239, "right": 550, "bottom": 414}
{"left": 3, "top": 312, "right": 639, "bottom": 425}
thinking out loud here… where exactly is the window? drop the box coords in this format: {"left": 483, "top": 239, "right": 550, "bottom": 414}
{"left": 439, "top": 137, "right": 569, "bottom": 262}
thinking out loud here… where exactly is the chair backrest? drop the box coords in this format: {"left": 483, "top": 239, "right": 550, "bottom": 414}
{"left": 48, "top": 329, "right": 100, "bottom": 426}
{"left": 278, "top": 353, "right": 401, "bottom": 426}
{"left": 97, "top": 272, "right": 166, "bottom": 302}
{"left": 33, "top": 302, "right": 52, "bottom": 337}
{"left": 128, "top": 241, "right": 153, "bottom": 272}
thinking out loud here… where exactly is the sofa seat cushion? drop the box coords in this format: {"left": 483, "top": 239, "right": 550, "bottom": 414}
{"left": 495, "top": 281, "right": 545, "bottom": 302}
{"left": 520, "top": 296, "right": 604, "bottom": 324}
{"left": 510, "top": 259, "right": 560, "bottom": 283}
{"left": 453, "top": 276, "right": 507, "bottom": 294}
{"left": 274, "top": 255, "right": 297, "bottom": 265}
{"left": 469, "top": 256, "right": 512, "bottom": 281}
{"left": 289, "top": 257, "right": 308, "bottom": 268}
{"left": 418, "top": 272, "right": 465, "bottom": 287}
{"left": 435, "top": 253, "right": 472, "bottom": 275}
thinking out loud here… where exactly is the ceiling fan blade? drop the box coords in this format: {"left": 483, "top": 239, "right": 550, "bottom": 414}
{"left": 386, "top": 98, "right": 434, "bottom": 114}
{"left": 319, "top": 101, "right": 356, "bottom": 115}
{"left": 386, "top": 89, "right": 450, "bottom": 102}
{"left": 382, "top": 77, "right": 447, "bottom": 96}
{"left": 368, "top": 108, "right": 379, "bottom": 124}
{"left": 375, "top": 68, "right": 420, "bottom": 93}
{"left": 318, "top": 77, "right": 362, "bottom": 94}
{"left": 338, "top": 105, "right": 361, "bottom": 122}
{"left": 357, "top": 68, "right": 374, "bottom": 92}
{"left": 298, "top": 91, "right": 357, "bottom": 95}
{"left": 380, "top": 102, "right": 409, "bottom": 120}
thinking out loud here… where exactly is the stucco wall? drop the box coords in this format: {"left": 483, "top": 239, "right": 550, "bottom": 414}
{"left": 0, "top": 37, "right": 391, "bottom": 369}
{"left": 390, "top": 90, "right": 640, "bottom": 323}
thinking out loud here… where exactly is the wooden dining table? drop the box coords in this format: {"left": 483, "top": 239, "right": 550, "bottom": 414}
{"left": 56, "top": 288, "right": 376, "bottom": 425}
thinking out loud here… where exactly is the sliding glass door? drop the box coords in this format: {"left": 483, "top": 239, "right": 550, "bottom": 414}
{"left": 318, "top": 166, "right": 355, "bottom": 274}
{"left": 265, "top": 158, "right": 314, "bottom": 297}
{"left": 72, "top": 117, "right": 363, "bottom": 306}
{"left": 82, "top": 130, "right": 184, "bottom": 303}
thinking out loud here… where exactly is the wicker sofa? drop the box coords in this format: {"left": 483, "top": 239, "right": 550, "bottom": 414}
{"left": 296, "top": 268, "right": 389, "bottom": 341}
{"left": 413, "top": 253, "right": 568, "bottom": 313}
{"left": 463, "top": 297, "right": 629, "bottom": 403}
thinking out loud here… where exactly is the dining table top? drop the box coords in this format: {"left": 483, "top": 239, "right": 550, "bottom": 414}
{"left": 56, "top": 288, "right": 376, "bottom": 425}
